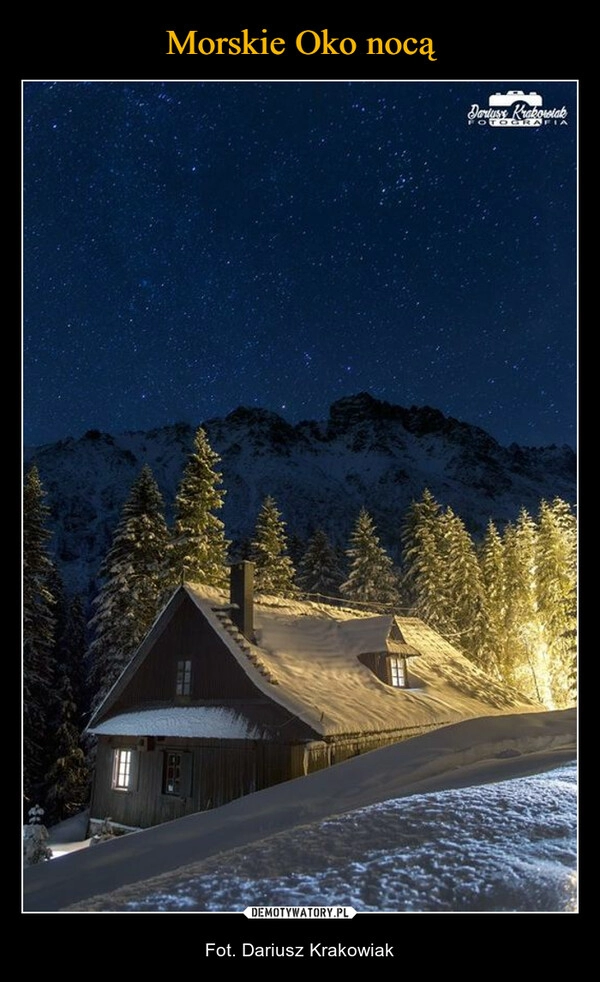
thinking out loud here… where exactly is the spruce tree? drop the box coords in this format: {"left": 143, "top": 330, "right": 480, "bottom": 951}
{"left": 23, "top": 466, "right": 56, "bottom": 807}
{"left": 250, "top": 496, "right": 296, "bottom": 597}
{"left": 400, "top": 489, "right": 446, "bottom": 625}
{"left": 341, "top": 508, "right": 399, "bottom": 606}
{"left": 44, "top": 671, "right": 89, "bottom": 824}
{"left": 56, "top": 593, "right": 88, "bottom": 729}
{"left": 437, "top": 506, "right": 486, "bottom": 660}
{"left": 478, "top": 520, "right": 508, "bottom": 678}
{"left": 169, "top": 427, "right": 229, "bottom": 588}
{"left": 89, "top": 464, "right": 169, "bottom": 708}
{"left": 45, "top": 588, "right": 90, "bottom": 822}
{"left": 536, "top": 498, "right": 577, "bottom": 708}
{"left": 297, "top": 529, "right": 343, "bottom": 597}
{"left": 503, "top": 509, "right": 544, "bottom": 702}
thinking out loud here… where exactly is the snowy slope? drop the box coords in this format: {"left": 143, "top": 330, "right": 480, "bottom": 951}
{"left": 23, "top": 708, "right": 576, "bottom": 912}
{"left": 24, "top": 393, "right": 576, "bottom": 596}
{"left": 68, "top": 764, "right": 577, "bottom": 913}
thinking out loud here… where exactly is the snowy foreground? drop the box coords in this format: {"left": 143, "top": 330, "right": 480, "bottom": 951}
{"left": 64, "top": 763, "right": 576, "bottom": 913}
{"left": 24, "top": 709, "right": 576, "bottom": 913}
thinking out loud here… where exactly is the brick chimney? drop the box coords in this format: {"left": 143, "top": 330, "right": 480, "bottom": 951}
{"left": 230, "top": 561, "right": 254, "bottom": 641}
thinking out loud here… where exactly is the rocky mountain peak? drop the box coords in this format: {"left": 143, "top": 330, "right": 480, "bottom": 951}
{"left": 24, "top": 394, "right": 576, "bottom": 599}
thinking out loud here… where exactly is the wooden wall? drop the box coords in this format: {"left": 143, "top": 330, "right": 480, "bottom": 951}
{"left": 110, "top": 596, "right": 262, "bottom": 714}
{"left": 92, "top": 735, "right": 313, "bottom": 829}
{"left": 91, "top": 723, "right": 442, "bottom": 830}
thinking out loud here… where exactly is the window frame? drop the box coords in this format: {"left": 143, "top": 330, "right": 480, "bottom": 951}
{"left": 112, "top": 748, "right": 134, "bottom": 791}
{"left": 161, "top": 750, "right": 193, "bottom": 798}
{"left": 163, "top": 751, "right": 183, "bottom": 795}
{"left": 389, "top": 655, "right": 407, "bottom": 688}
{"left": 176, "top": 659, "right": 192, "bottom": 696}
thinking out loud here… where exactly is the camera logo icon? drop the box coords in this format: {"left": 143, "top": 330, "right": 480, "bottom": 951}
{"left": 489, "top": 90, "right": 543, "bottom": 108}
{"left": 467, "top": 88, "right": 568, "bottom": 128}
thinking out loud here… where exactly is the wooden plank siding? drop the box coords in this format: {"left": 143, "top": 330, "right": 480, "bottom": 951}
{"left": 109, "top": 595, "right": 263, "bottom": 714}
{"left": 91, "top": 722, "right": 443, "bottom": 829}
{"left": 93, "top": 736, "right": 318, "bottom": 829}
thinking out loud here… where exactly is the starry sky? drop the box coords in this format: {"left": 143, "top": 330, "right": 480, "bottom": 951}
{"left": 23, "top": 80, "right": 576, "bottom": 449}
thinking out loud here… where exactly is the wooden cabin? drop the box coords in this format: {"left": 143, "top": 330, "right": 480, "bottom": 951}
{"left": 87, "top": 562, "right": 537, "bottom": 831}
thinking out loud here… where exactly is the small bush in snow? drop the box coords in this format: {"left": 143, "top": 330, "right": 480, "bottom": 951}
{"left": 23, "top": 806, "right": 52, "bottom": 866}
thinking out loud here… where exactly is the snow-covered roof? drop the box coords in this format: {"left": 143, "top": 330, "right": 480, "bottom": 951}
{"left": 89, "top": 707, "right": 266, "bottom": 740}
{"left": 89, "top": 582, "right": 542, "bottom": 742}
{"left": 181, "top": 585, "right": 542, "bottom": 737}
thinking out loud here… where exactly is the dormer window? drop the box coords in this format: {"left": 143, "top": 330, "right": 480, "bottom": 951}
{"left": 357, "top": 649, "right": 413, "bottom": 688}
{"left": 176, "top": 659, "right": 192, "bottom": 696}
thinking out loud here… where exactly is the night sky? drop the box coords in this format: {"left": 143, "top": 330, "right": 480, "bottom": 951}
{"left": 23, "top": 80, "right": 576, "bottom": 449}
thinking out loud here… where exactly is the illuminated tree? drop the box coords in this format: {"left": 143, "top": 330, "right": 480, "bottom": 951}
{"left": 502, "top": 509, "right": 545, "bottom": 702}
{"left": 399, "top": 491, "right": 577, "bottom": 707}
{"left": 478, "top": 520, "right": 508, "bottom": 678}
{"left": 438, "top": 506, "right": 486, "bottom": 659}
{"left": 169, "top": 427, "right": 229, "bottom": 588}
{"left": 251, "top": 496, "right": 296, "bottom": 597}
{"left": 536, "top": 498, "right": 577, "bottom": 707}
{"left": 403, "top": 497, "right": 485, "bottom": 658}
{"left": 400, "top": 489, "right": 446, "bottom": 625}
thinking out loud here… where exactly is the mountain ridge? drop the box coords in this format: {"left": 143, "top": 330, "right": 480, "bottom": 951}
{"left": 24, "top": 393, "right": 576, "bottom": 598}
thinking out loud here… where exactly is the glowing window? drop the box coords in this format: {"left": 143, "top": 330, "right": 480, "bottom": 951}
{"left": 176, "top": 659, "right": 192, "bottom": 696}
{"left": 389, "top": 656, "right": 407, "bottom": 688}
{"left": 112, "top": 749, "right": 133, "bottom": 790}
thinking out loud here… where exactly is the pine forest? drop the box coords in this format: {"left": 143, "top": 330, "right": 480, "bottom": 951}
{"left": 23, "top": 426, "right": 577, "bottom": 828}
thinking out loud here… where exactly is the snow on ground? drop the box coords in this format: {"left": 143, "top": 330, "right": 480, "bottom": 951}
{"left": 24, "top": 708, "right": 576, "bottom": 913}
{"left": 68, "top": 762, "right": 576, "bottom": 913}
{"left": 44, "top": 810, "right": 92, "bottom": 860}
{"left": 49, "top": 840, "right": 93, "bottom": 858}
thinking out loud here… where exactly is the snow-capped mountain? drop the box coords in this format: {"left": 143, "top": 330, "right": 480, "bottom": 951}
{"left": 24, "top": 393, "right": 576, "bottom": 597}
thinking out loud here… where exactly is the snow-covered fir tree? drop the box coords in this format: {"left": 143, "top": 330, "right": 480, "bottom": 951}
{"left": 478, "top": 520, "right": 508, "bottom": 678}
{"left": 402, "top": 494, "right": 492, "bottom": 666}
{"left": 23, "top": 806, "right": 52, "bottom": 866}
{"left": 399, "top": 489, "right": 577, "bottom": 706}
{"left": 536, "top": 498, "right": 577, "bottom": 708}
{"left": 44, "top": 584, "right": 90, "bottom": 823}
{"left": 341, "top": 508, "right": 399, "bottom": 606}
{"left": 54, "top": 591, "right": 88, "bottom": 730}
{"left": 250, "top": 496, "right": 296, "bottom": 597}
{"left": 23, "top": 466, "right": 56, "bottom": 808}
{"left": 44, "top": 670, "right": 89, "bottom": 825}
{"left": 437, "top": 506, "right": 486, "bottom": 661}
{"left": 297, "top": 529, "right": 343, "bottom": 597}
{"left": 400, "top": 489, "right": 447, "bottom": 626}
{"left": 89, "top": 465, "right": 169, "bottom": 709}
{"left": 502, "top": 508, "right": 544, "bottom": 703}
{"left": 169, "top": 427, "right": 229, "bottom": 588}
